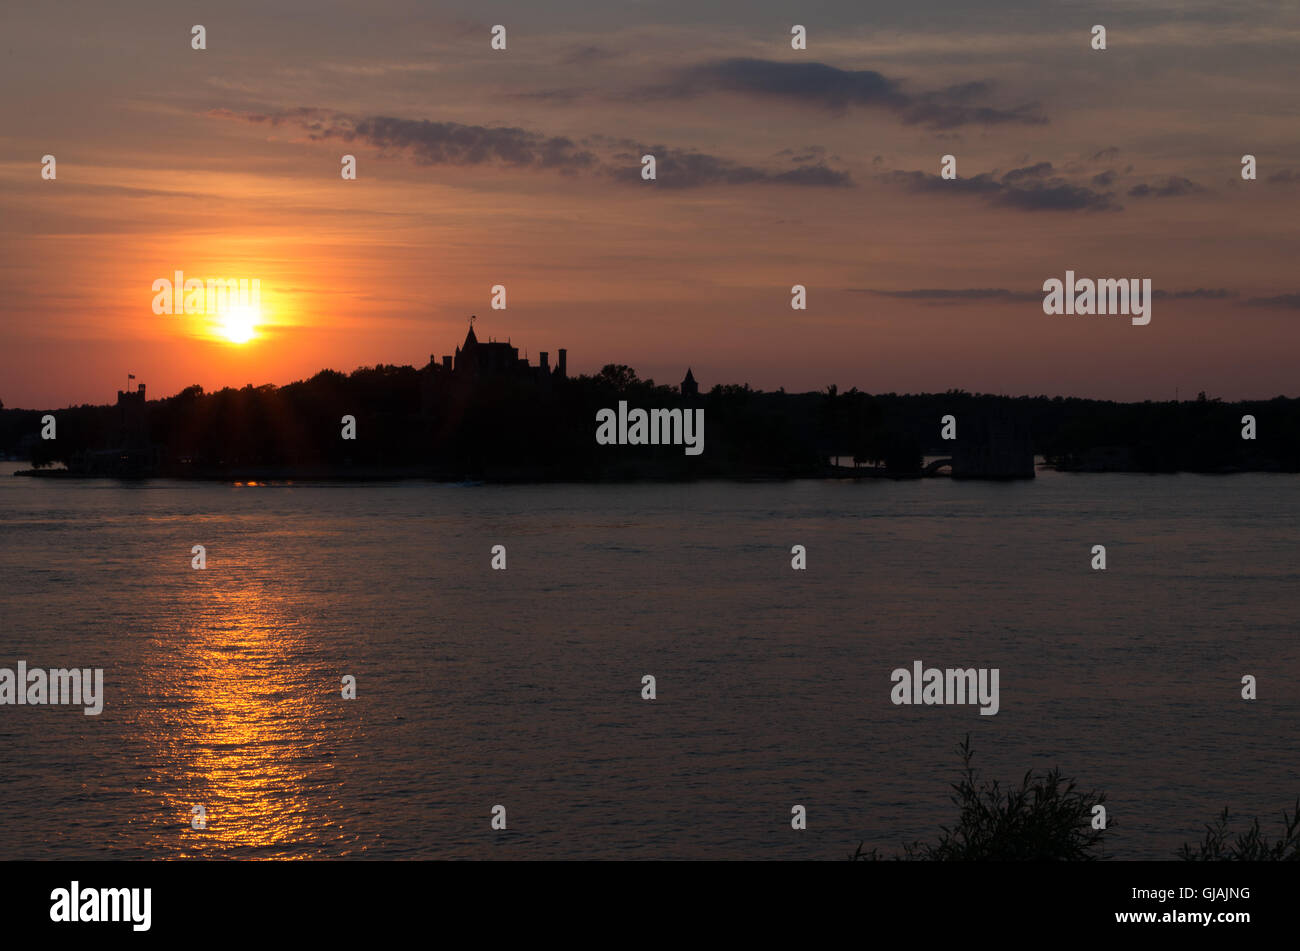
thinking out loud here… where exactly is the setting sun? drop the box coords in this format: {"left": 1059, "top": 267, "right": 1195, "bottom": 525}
{"left": 219, "top": 304, "right": 258, "bottom": 344}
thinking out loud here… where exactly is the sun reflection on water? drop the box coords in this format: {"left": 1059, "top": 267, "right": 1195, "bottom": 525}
{"left": 138, "top": 579, "right": 339, "bottom": 858}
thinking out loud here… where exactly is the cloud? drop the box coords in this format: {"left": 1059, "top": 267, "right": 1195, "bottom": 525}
{"left": 1127, "top": 176, "right": 1206, "bottom": 198}
{"left": 332, "top": 115, "right": 599, "bottom": 170}
{"left": 880, "top": 165, "right": 1118, "bottom": 212}
{"left": 1266, "top": 168, "right": 1300, "bottom": 184}
{"left": 671, "top": 58, "right": 1047, "bottom": 128}
{"left": 1246, "top": 294, "right": 1300, "bottom": 308}
{"left": 853, "top": 287, "right": 1238, "bottom": 303}
{"left": 208, "top": 106, "right": 323, "bottom": 127}
{"left": 1151, "top": 288, "right": 1237, "bottom": 300}
{"left": 850, "top": 288, "right": 1040, "bottom": 302}
{"left": 209, "top": 108, "right": 851, "bottom": 188}
{"left": 1001, "top": 161, "right": 1054, "bottom": 183}
{"left": 564, "top": 45, "right": 617, "bottom": 65}
{"left": 60, "top": 183, "right": 221, "bottom": 202}
{"left": 678, "top": 58, "right": 901, "bottom": 108}
{"left": 777, "top": 144, "right": 828, "bottom": 164}
{"left": 512, "top": 88, "right": 586, "bottom": 103}
{"left": 767, "top": 164, "right": 853, "bottom": 187}
{"left": 212, "top": 107, "right": 598, "bottom": 170}
{"left": 1090, "top": 147, "right": 1120, "bottom": 162}
{"left": 608, "top": 146, "right": 850, "bottom": 188}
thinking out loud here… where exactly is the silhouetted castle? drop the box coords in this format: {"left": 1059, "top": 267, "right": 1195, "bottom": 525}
{"left": 421, "top": 320, "right": 567, "bottom": 418}
{"left": 427, "top": 319, "right": 566, "bottom": 385}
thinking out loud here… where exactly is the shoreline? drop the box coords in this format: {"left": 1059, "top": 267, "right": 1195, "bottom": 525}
{"left": 10, "top": 463, "right": 1293, "bottom": 483}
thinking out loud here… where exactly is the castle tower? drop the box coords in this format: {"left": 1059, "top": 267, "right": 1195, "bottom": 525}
{"left": 681, "top": 367, "right": 698, "bottom": 398}
{"left": 116, "top": 382, "right": 148, "bottom": 452}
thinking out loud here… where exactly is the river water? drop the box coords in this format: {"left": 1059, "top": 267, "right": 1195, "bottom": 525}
{"left": 1, "top": 462, "right": 1296, "bottom": 859}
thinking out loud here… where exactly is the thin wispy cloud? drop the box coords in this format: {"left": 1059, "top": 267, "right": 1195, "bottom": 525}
{"left": 850, "top": 288, "right": 1041, "bottom": 301}
{"left": 1246, "top": 293, "right": 1300, "bottom": 308}
{"left": 852, "top": 288, "right": 1239, "bottom": 303}
{"left": 563, "top": 45, "right": 618, "bottom": 65}
{"left": 880, "top": 164, "right": 1118, "bottom": 212}
{"left": 210, "top": 107, "right": 853, "bottom": 188}
{"left": 1128, "top": 176, "right": 1207, "bottom": 198}
{"left": 667, "top": 58, "right": 1048, "bottom": 128}
{"left": 1153, "top": 288, "right": 1238, "bottom": 300}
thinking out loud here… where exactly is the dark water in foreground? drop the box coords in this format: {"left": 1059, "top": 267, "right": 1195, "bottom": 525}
{"left": 1, "top": 462, "right": 1297, "bottom": 859}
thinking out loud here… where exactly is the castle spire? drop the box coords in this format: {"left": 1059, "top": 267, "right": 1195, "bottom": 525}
{"left": 681, "top": 367, "right": 699, "bottom": 398}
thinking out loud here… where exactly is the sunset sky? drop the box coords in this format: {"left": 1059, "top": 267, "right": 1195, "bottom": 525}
{"left": 3, "top": 0, "right": 1298, "bottom": 408}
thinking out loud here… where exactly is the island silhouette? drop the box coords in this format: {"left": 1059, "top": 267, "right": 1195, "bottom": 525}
{"left": 3, "top": 323, "right": 1298, "bottom": 481}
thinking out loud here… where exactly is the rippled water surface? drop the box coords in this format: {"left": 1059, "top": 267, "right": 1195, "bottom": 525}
{"left": 1, "top": 463, "right": 1297, "bottom": 859}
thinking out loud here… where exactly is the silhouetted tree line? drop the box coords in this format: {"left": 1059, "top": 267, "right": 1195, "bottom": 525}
{"left": 3, "top": 372, "right": 1298, "bottom": 478}
{"left": 822, "top": 387, "right": 1300, "bottom": 473}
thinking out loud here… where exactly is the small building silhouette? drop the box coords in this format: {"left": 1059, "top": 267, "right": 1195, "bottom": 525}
{"left": 117, "top": 382, "right": 148, "bottom": 452}
{"left": 71, "top": 381, "right": 156, "bottom": 476}
{"left": 681, "top": 368, "right": 699, "bottom": 399}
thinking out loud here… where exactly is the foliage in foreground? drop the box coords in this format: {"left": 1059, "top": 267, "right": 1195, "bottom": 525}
{"left": 853, "top": 737, "right": 1300, "bottom": 861}
{"left": 1176, "top": 801, "right": 1300, "bottom": 861}
{"left": 852, "top": 735, "right": 1108, "bottom": 861}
